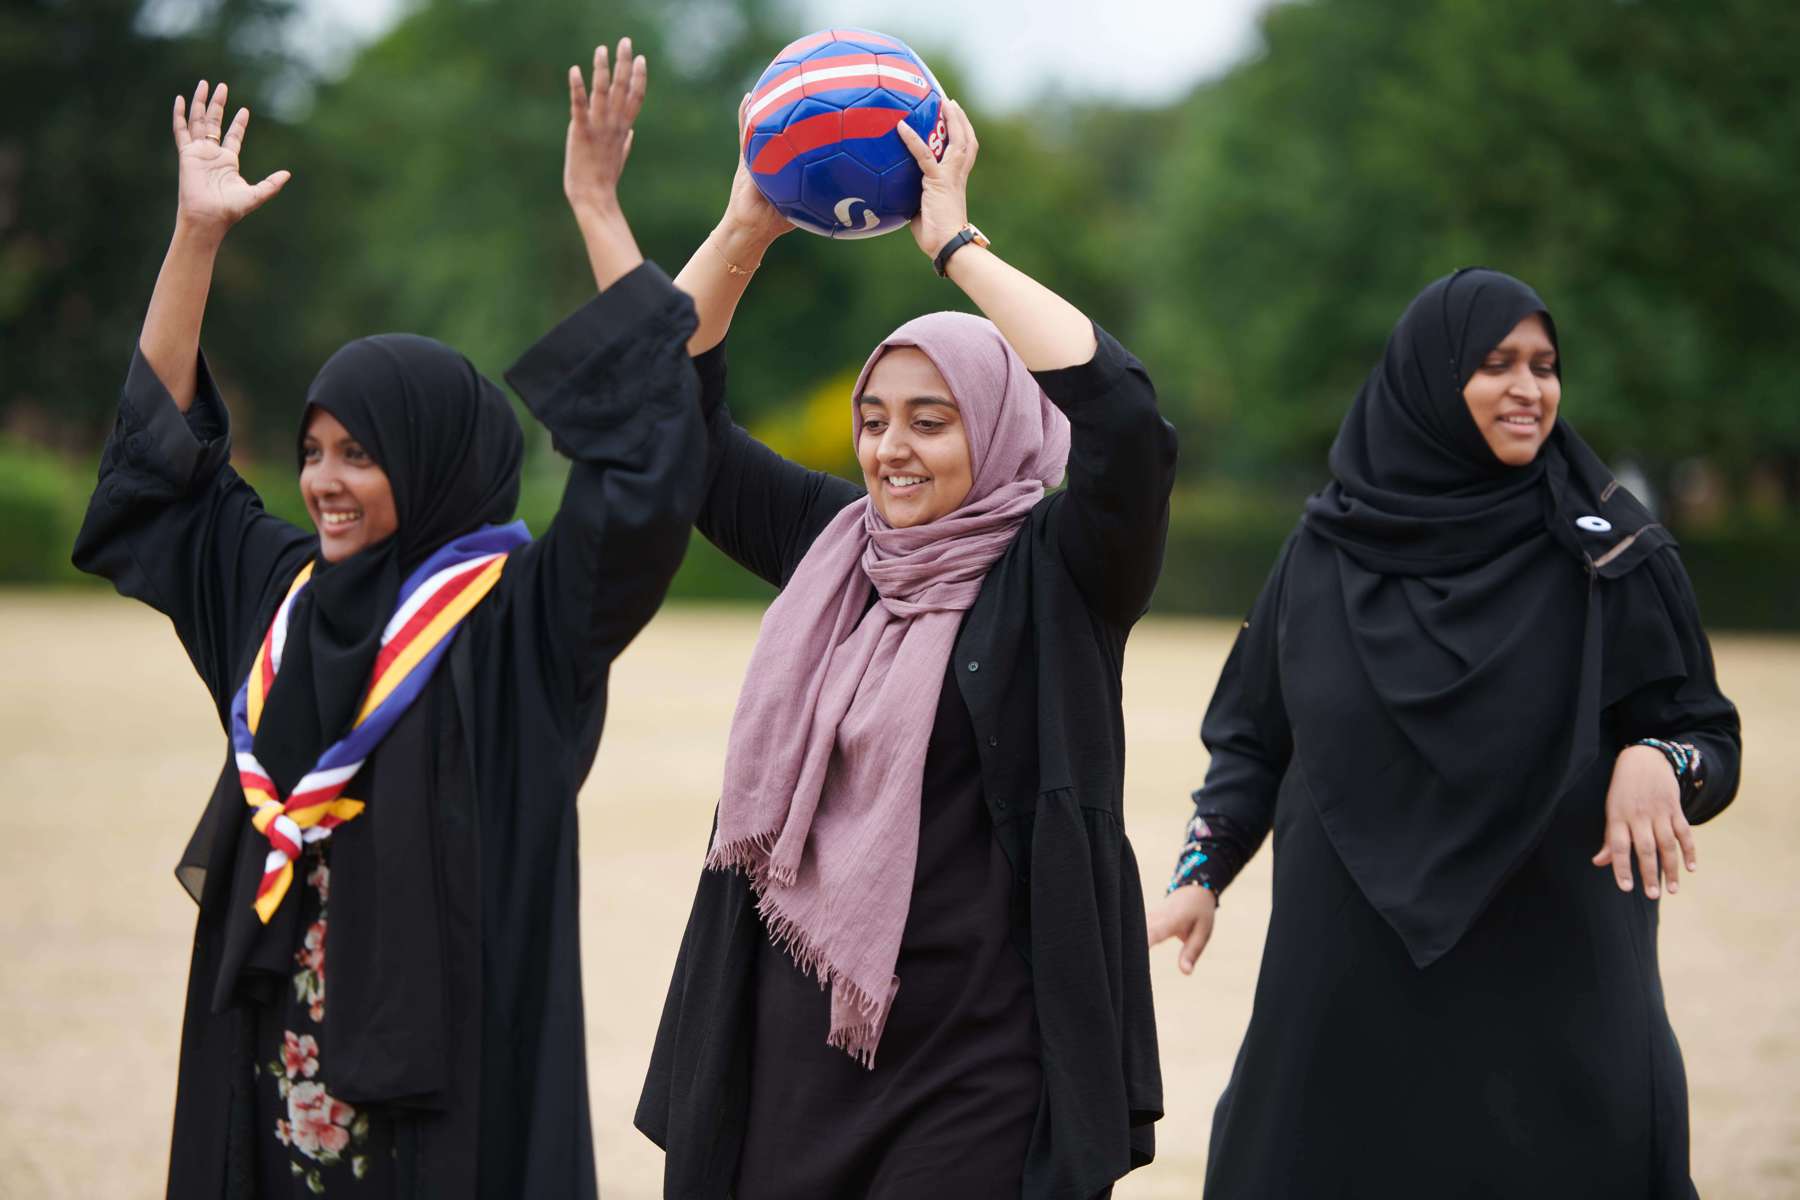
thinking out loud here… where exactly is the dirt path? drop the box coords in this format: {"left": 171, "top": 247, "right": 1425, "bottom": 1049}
{"left": 2, "top": 595, "right": 1793, "bottom": 1197}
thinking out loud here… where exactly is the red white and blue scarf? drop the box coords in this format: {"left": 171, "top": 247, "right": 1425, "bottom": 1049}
{"left": 230, "top": 522, "right": 529, "bottom": 922}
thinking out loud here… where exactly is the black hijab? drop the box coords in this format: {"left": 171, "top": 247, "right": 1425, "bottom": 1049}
{"left": 252, "top": 335, "right": 525, "bottom": 796}
{"left": 196, "top": 334, "right": 524, "bottom": 1106}
{"left": 1288, "top": 269, "right": 1672, "bottom": 966}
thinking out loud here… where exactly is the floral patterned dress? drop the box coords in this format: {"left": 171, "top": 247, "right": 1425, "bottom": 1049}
{"left": 254, "top": 846, "right": 398, "bottom": 1195}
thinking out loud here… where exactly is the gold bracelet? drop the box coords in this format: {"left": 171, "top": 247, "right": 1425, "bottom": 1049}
{"left": 709, "top": 236, "right": 760, "bottom": 277}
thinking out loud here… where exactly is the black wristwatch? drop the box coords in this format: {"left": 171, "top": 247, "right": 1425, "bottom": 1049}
{"left": 932, "top": 224, "right": 991, "bottom": 277}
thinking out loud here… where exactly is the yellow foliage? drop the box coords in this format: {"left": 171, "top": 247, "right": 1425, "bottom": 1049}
{"left": 749, "top": 367, "right": 865, "bottom": 481}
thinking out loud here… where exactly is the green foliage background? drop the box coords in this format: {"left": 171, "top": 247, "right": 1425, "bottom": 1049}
{"left": 4, "top": 0, "right": 1797, "bottom": 624}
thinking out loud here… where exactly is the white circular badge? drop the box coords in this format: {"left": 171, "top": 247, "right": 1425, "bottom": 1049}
{"left": 1576, "top": 515, "right": 1613, "bottom": 534}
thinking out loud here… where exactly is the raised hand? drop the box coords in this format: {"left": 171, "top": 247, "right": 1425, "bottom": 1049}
{"left": 896, "top": 98, "right": 975, "bottom": 262}
{"left": 715, "top": 92, "right": 793, "bottom": 264}
{"left": 1147, "top": 884, "right": 1218, "bottom": 975}
{"left": 564, "top": 38, "right": 646, "bottom": 218}
{"left": 562, "top": 39, "right": 647, "bottom": 292}
{"left": 171, "top": 80, "right": 290, "bottom": 240}
{"left": 1592, "top": 743, "right": 1698, "bottom": 899}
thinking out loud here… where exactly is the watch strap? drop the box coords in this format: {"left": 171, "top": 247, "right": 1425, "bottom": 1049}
{"left": 933, "top": 226, "right": 984, "bottom": 277}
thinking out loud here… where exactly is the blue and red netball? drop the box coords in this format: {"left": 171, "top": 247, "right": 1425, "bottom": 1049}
{"left": 743, "top": 29, "right": 947, "bottom": 239}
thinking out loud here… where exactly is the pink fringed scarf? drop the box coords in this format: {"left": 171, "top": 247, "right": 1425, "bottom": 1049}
{"left": 708, "top": 312, "right": 1071, "bottom": 1066}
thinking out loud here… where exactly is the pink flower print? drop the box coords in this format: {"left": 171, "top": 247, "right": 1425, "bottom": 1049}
{"left": 307, "top": 858, "right": 330, "bottom": 902}
{"left": 280, "top": 1031, "right": 320, "bottom": 1080}
{"left": 287, "top": 1081, "right": 357, "bottom": 1161}
{"left": 296, "top": 920, "right": 327, "bottom": 976}
{"left": 275, "top": 1118, "right": 292, "bottom": 1146}
{"left": 292, "top": 919, "right": 327, "bottom": 1023}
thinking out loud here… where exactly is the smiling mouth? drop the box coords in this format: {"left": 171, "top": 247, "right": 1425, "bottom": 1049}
{"left": 1499, "top": 414, "right": 1541, "bottom": 432}
{"left": 885, "top": 474, "right": 931, "bottom": 490}
{"left": 318, "top": 509, "right": 362, "bottom": 532}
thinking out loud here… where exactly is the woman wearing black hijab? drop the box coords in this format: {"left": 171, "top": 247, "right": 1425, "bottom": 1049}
{"left": 1147, "top": 269, "right": 1741, "bottom": 1198}
{"left": 74, "top": 44, "right": 700, "bottom": 1197}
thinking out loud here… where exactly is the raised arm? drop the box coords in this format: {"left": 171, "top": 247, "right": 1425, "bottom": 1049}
{"left": 673, "top": 94, "right": 796, "bottom": 356}
{"left": 667, "top": 98, "right": 861, "bottom": 587}
{"left": 141, "top": 80, "right": 291, "bottom": 410}
{"left": 73, "top": 79, "right": 308, "bottom": 712}
{"left": 896, "top": 100, "right": 1094, "bottom": 369}
{"left": 897, "top": 101, "right": 1178, "bottom": 625}
{"left": 497, "top": 40, "right": 706, "bottom": 718}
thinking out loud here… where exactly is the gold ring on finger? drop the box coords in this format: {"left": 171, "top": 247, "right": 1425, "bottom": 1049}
{"left": 204, "top": 131, "right": 222, "bottom": 142}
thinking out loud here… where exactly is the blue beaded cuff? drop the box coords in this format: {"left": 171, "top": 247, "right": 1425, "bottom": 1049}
{"left": 1168, "top": 814, "right": 1219, "bottom": 895}
{"left": 1635, "top": 737, "right": 1706, "bottom": 807}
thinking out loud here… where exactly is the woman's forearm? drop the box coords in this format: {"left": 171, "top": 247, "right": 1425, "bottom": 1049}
{"left": 673, "top": 221, "right": 773, "bottom": 356}
{"left": 943, "top": 244, "right": 1096, "bottom": 371}
{"left": 574, "top": 199, "right": 645, "bottom": 295}
{"left": 138, "top": 221, "right": 225, "bottom": 413}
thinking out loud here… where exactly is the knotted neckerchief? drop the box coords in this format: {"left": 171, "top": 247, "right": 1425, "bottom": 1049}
{"left": 232, "top": 521, "right": 529, "bottom": 921}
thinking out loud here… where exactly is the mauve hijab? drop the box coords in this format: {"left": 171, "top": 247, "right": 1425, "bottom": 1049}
{"left": 710, "top": 311, "right": 1070, "bottom": 1066}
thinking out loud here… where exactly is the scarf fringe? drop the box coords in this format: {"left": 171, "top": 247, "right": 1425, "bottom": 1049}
{"left": 709, "top": 839, "right": 888, "bottom": 1070}
{"left": 705, "top": 828, "right": 787, "bottom": 882}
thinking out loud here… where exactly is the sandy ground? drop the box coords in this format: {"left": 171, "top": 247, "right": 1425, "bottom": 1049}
{"left": 1, "top": 593, "right": 1795, "bottom": 1198}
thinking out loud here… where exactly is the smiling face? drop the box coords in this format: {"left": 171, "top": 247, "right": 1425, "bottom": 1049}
{"left": 1463, "top": 313, "right": 1561, "bottom": 467}
{"left": 856, "top": 347, "right": 975, "bottom": 528}
{"left": 299, "top": 407, "right": 399, "bottom": 561}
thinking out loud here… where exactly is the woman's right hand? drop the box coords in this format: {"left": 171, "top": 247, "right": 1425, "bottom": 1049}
{"left": 171, "top": 80, "right": 290, "bottom": 241}
{"left": 1147, "top": 884, "right": 1218, "bottom": 975}
{"left": 713, "top": 93, "right": 793, "bottom": 267}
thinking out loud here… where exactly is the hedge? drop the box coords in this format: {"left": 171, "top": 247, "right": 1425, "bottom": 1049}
{"left": 6, "top": 443, "right": 1791, "bottom": 631}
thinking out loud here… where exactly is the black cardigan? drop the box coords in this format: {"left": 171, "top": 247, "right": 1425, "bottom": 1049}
{"left": 636, "top": 326, "right": 1177, "bottom": 1200}
{"left": 73, "top": 263, "right": 704, "bottom": 1199}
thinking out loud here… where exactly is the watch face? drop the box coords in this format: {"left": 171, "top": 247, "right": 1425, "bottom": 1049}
{"left": 969, "top": 224, "right": 990, "bottom": 247}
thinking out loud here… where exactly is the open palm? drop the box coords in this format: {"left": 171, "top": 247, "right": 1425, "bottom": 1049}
{"left": 172, "top": 80, "right": 289, "bottom": 233}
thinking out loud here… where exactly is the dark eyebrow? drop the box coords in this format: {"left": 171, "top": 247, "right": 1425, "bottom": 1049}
{"left": 860, "top": 394, "right": 956, "bottom": 406}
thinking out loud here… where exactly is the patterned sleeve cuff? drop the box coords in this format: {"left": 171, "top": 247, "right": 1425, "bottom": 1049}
{"left": 1167, "top": 812, "right": 1249, "bottom": 900}
{"left": 1635, "top": 737, "right": 1707, "bottom": 810}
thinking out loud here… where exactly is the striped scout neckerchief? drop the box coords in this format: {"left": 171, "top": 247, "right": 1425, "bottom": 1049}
{"left": 230, "top": 521, "right": 531, "bottom": 923}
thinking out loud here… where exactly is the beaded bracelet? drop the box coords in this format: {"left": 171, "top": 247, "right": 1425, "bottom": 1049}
{"left": 1635, "top": 737, "right": 1705, "bottom": 804}
{"left": 1167, "top": 814, "right": 1219, "bottom": 896}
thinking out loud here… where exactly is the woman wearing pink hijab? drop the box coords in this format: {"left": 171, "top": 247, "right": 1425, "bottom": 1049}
{"left": 630, "top": 99, "right": 1175, "bottom": 1199}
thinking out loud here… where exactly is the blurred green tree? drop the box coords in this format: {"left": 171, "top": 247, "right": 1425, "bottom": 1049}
{"left": 289, "top": 0, "right": 1135, "bottom": 444}
{"left": 1137, "top": 0, "right": 1800, "bottom": 508}
{"left": 0, "top": 0, "right": 308, "bottom": 449}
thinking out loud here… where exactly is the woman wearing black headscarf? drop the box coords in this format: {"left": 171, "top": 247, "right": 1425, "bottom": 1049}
{"left": 1147, "top": 269, "right": 1741, "bottom": 1198}
{"left": 74, "top": 44, "right": 700, "bottom": 1198}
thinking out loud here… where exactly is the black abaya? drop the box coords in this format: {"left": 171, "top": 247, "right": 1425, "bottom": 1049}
{"left": 1177, "top": 268, "right": 1742, "bottom": 1198}
{"left": 733, "top": 658, "right": 1040, "bottom": 1199}
{"left": 1192, "top": 536, "right": 1739, "bottom": 1199}
{"left": 72, "top": 263, "right": 705, "bottom": 1198}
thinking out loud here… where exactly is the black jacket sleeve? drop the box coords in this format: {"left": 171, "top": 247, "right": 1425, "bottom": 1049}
{"left": 502, "top": 261, "right": 708, "bottom": 715}
{"left": 690, "top": 342, "right": 864, "bottom": 588}
{"left": 1609, "top": 547, "right": 1742, "bottom": 824}
{"left": 71, "top": 347, "right": 312, "bottom": 713}
{"left": 1032, "top": 324, "right": 1179, "bottom": 628}
{"left": 1181, "top": 534, "right": 1299, "bottom": 895}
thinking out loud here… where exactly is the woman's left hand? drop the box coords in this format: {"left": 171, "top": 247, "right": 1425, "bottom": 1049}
{"left": 1591, "top": 744, "right": 1697, "bottom": 899}
{"left": 896, "top": 99, "right": 975, "bottom": 264}
{"left": 564, "top": 37, "right": 646, "bottom": 219}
